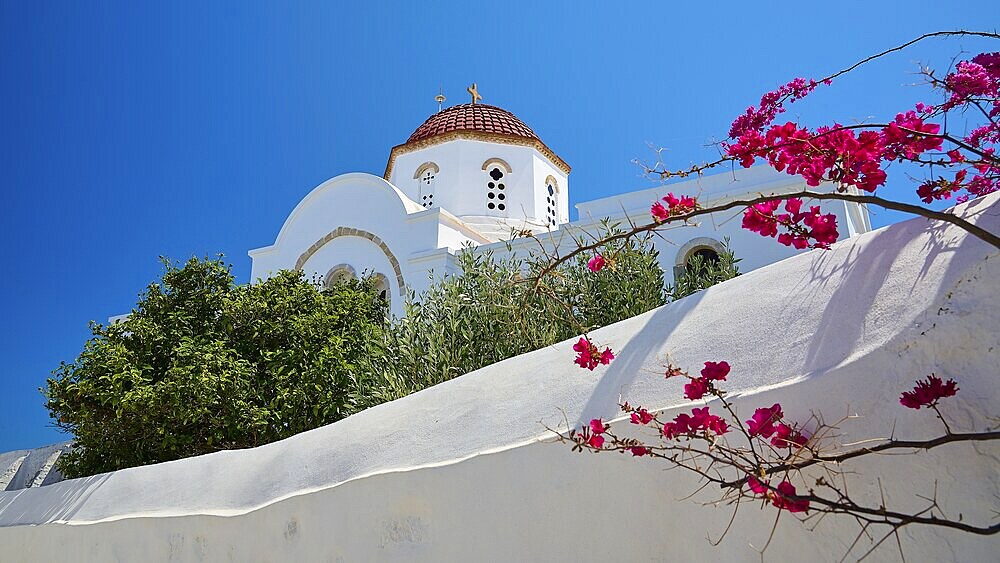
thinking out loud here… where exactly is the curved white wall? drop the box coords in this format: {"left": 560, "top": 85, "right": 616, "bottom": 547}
{"left": 20, "top": 194, "right": 996, "bottom": 561}
{"left": 248, "top": 173, "right": 480, "bottom": 316}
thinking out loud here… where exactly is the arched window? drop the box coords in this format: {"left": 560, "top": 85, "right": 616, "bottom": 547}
{"left": 544, "top": 176, "right": 560, "bottom": 227}
{"left": 672, "top": 237, "right": 726, "bottom": 280}
{"left": 686, "top": 248, "right": 720, "bottom": 274}
{"left": 482, "top": 158, "right": 512, "bottom": 216}
{"left": 324, "top": 264, "right": 357, "bottom": 289}
{"left": 371, "top": 273, "right": 391, "bottom": 306}
{"left": 413, "top": 162, "right": 440, "bottom": 208}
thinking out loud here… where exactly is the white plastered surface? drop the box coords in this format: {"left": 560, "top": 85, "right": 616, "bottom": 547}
{"left": 1, "top": 195, "right": 997, "bottom": 562}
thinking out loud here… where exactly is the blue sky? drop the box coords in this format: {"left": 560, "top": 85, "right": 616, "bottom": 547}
{"left": 0, "top": 1, "right": 995, "bottom": 451}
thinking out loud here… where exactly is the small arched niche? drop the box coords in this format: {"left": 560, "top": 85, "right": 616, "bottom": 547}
{"left": 673, "top": 237, "right": 726, "bottom": 280}
{"left": 324, "top": 264, "right": 357, "bottom": 289}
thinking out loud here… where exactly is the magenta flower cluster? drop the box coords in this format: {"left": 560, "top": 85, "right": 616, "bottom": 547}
{"left": 572, "top": 337, "right": 614, "bottom": 371}
{"left": 724, "top": 52, "right": 1000, "bottom": 215}
{"left": 667, "top": 360, "right": 730, "bottom": 400}
{"left": 742, "top": 197, "right": 839, "bottom": 249}
{"left": 587, "top": 254, "right": 606, "bottom": 272}
{"left": 899, "top": 375, "right": 958, "bottom": 409}
{"left": 746, "top": 403, "right": 809, "bottom": 448}
{"left": 661, "top": 406, "right": 730, "bottom": 439}
{"left": 747, "top": 475, "right": 810, "bottom": 513}
{"left": 650, "top": 192, "right": 697, "bottom": 223}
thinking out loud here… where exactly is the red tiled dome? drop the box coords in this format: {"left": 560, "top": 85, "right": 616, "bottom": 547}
{"left": 406, "top": 103, "right": 540, "bottom": 144}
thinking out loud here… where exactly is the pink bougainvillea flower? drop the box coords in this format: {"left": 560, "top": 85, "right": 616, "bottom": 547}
{"left": 743, "top": 198, "right": 839, "bottom": 249}
{"left": 587, "top": 254, "right": 606, "bottom": 272}
{"left": 771, "top": 423, "right": 809, "bottom": 448}
{"left": 972, "top": 52, "right": 1000, "bottom": 78}
{"left": 746, "top": 403, "right": 784, "bottom": 438}
{"left": 651, "top": 201, "right": 670, "bottom": 222}
{"left": 700, "top": 361, "right": 730, "bottom": 381}
{"left": 672, "top": 413, "right": 693, "bottom": 431}
{"left": 629, "top": 446, "right": 650, "bottom": 457}
{"left": 662, "top": 421, "right": 683, "bottom": 440}
{"left": 944, "top": 60, "right": 999, "bottom": 108}
{"left": 573, "top": 337, "right": 615, "bottom": 371}
{"left": 589, "top": 418, "right": 606, "bottom": 435}
{"left": 663, "top": 192, "right": 697, "bottom": 213}
{"left": 661, "top": 407, "right": 729, "bottom": 439}
{"left": 683, "top": 378, "right": 708, "bottom": 400}
{"left": 772, "top": 480, "right": 809, "bottom": 513}
{"left": 899, "top": 375, "right": 959, "bottom": 409}
{"left": 580, "top": 418, "right": 607, "bottom": 448}
{"left": 747, "top": 475, "right": 769, "bottom": 496}
{"left": 707, "top": 416, "right": 729, "bottom": 435}
{"left": 916, "top": 169, "right": 967, "bottom": 203}
{"left": 742, "top": 200, "right": 782, "bottom": 238}
{"left": 600, "top": 348, "right": 615, "bottom": 365}
{"left": 689, "top": 407, "right": 712, "bottom": 427}
{"left": 881, "top": 111, "right": 942, "bottom": 160}
{"left": 651, "top": 193, "right": 697, "bottom": 222}
{"left": 630, "top": 408, "right": 655, "bottom": 425}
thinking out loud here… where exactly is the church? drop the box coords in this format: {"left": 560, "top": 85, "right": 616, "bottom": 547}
{"left": 248, "top": 84, "right": 872, "bottom": 315}
{"left": 0, "top": 85, "right": 874, "bottom": 495}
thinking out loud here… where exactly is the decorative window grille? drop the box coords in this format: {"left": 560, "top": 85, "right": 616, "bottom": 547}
{"left": 486, "top": 167, "right": 507, "bottom": 214}
{"left": 414, "top": 162, "right": 439, "bottom": 208}
{"left": 420, "top": 169, "right": 435, "bottom": 208}
{"left": 545, "top": 183, "right": 558, "bottom": 227}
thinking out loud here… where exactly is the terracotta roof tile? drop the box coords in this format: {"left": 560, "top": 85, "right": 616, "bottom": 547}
{"left": 406, "top": 103, "right": 540, "bottom": 144}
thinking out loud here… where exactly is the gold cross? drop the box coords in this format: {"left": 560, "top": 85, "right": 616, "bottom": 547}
{"left": 467, "top": 83, "right": 482, "bottom": 104}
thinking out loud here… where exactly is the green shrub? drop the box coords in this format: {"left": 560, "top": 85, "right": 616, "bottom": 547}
{"left": 43, "top": 257, "right": 387, "bottom": 478}
{"left": 45, "top": 230, "right": 740, "bottom": 476}
{"left": 372, "top": 225, "right": 667, "bottom": 402}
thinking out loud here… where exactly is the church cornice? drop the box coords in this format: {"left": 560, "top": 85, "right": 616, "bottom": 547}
{"left": 383, "top": 130, "right": 571, "bottom": 180}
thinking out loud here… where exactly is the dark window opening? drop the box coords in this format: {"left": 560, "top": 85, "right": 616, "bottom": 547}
{"left": 686, "top": 248, "right": 721, "bottom": 275}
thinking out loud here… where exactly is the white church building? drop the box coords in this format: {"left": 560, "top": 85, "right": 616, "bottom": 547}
{"left": 248, "top": 88, "right": 873, "bottom": 315}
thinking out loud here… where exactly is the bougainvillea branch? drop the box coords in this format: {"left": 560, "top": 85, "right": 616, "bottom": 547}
{"left": 532, "top": 32, "right": 1000, "bottom": 284}
{"left": 549, "top": 33, "right": 1000, "bottom": 560}
{"left": 534, "top": 188, "right": 1000, "bottom": 282}
{"left": 553, "top": 364, "right": 1000, "bottom": 557}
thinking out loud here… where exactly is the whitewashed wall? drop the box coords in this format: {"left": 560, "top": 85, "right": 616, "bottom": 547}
{"left": 388, "top": 138, "right": 568, "bottom": 232}
{"left": 247, "top": 173, "right": 485, "bottom": 316}
{"left": 2, "top": 195, "right": 996, "bottom": 561}
{"left": 483, "top": 165, "right": 869, "bottom": 287}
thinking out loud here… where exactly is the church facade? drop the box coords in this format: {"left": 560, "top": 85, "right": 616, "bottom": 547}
{"left": 249, "top": 93, "right": 872, "bottom": 316}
